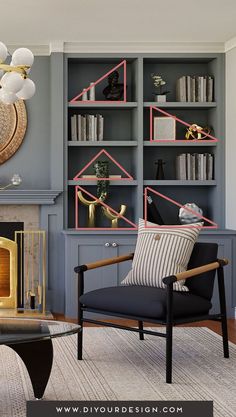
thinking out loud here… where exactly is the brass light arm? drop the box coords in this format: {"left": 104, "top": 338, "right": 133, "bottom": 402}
{"left": 0, "top": 63, "right": 30, "bottom": 77}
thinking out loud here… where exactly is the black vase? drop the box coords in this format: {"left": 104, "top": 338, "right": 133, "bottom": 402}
{"left": 155, "top": 159, "right": 166, "bottom": 180}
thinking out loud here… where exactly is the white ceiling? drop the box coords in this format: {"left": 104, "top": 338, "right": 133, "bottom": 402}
{"left": 1, "top": 0, "right": 236, "bottom": 47}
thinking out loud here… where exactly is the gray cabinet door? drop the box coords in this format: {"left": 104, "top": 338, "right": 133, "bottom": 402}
{"left": 64, "top": 234, "right": 136, "bottom": 318}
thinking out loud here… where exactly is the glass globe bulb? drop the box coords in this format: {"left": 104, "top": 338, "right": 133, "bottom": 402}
{"left": 1, "top": 72, "right": 24, "bottom": 93}
{"left": 12, "top": 48, "right": 34, "bottom": 67}
{"left": 0, "top": 41, "right": 8, "bottom": 63}
{"left": 16, "top": 78, "right": 35, "bottom": 100}
{"left": 0, "top": 89, "right": 18, "bottom": 104}
{"left": 11, "top": 174, "right": 22, "bottom": 186}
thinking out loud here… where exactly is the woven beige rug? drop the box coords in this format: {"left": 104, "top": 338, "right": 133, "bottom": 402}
{"left": 0, "top": 327, "right": 236, "bottom": 417}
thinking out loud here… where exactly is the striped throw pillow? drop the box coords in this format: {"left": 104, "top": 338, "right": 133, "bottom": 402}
{"left": 122, "top": 218, "right": 202, "bottom": 291}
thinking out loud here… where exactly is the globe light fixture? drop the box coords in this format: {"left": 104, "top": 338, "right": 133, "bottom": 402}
{"left": 0, "top": 42, "right": 35, "bottom": 105}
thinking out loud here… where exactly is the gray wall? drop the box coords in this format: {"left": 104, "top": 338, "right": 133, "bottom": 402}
{"left": 0, "top": 56, "right": 51, "bottom": 189}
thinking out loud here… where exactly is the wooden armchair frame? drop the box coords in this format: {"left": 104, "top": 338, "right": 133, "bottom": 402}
{"left": 75, "top": 253, "right": 229, "bottom": 383}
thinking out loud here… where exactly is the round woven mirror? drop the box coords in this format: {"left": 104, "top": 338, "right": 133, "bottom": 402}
{"left": 0, "top": 100, "right": 27, "bottom": 164}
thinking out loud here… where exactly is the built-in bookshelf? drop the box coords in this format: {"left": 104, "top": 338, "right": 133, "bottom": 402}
{"left": 64, "top": 53, "right": 225, "bottom": 231}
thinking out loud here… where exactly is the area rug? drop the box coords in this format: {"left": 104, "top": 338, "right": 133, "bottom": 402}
{"left": 0, "top": 327, "right": 236, "bottom": 417}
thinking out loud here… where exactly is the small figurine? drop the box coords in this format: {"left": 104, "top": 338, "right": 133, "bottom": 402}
{"left": 103, "top": 70, "right": 124, "bottom": 101}
{"left": 185, "top": 124, "right": 212, "bottom": 140}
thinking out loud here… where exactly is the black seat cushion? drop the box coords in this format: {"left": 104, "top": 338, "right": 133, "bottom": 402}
{"left": 80, "top": 286, "right": 212, "bottom": 319}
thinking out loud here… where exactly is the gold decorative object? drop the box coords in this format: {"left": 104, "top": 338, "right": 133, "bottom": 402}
{"left": 0, "top": 42, "right": 36, "bottom": 105}
{"left": 102, "top": 204, "right": 127, "bottom": 228}
{"left": 15, "top": 231, "right": 46, "bottom": 315}
{"left": 77, "top": 191, "right": 107, "bottom": 227}
{"left": 185, "top": 124, "right": 211, "bottom": 140}
{"left": 0, "top": 100, "right": 27, "bottom": 163}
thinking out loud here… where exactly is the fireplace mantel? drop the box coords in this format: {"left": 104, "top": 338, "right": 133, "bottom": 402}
{"left": 0, "top": 190, "right": 62, "bottom": 205}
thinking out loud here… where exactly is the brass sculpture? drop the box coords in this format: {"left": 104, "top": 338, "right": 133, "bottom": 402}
{"left": 102, "top": 205, "right": 127, "bottom": 228}
{"left": 185, "top": 124, "right": 211, "bottom": 140}
{"left": 77, "top": 190, "right": 107, "bottom": 227}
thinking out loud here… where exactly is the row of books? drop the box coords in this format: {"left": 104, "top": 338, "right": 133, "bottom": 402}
{"left": 71, "top": 114, "right": 104, "bottom": 141}
{"left": 176, "top": 153, "right": 214, "bottom": 180}
{"left": 176, "top": 75, "right": 214, "bottom": 102}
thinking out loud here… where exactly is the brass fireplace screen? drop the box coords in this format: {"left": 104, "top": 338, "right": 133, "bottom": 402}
{"left": 0, "top": 231, "right": 46, "bottom": 314}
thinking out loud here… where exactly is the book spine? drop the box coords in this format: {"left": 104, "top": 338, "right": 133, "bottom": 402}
{"left": 203, "top": 77, "right": 207, "bottom": 102}
{"left": 191, "top": 77, "right": 196, "bottom": 102}
{"left": 187, "top": 76, "right": 191, "bottom": 102}
{"left": 82, "top": 116, "right": 86, "bottom": 141}
{"left": 71, "top": 115, "right": 77, "bottom": 141}
{"left": 190, "top": 154, "right": 196, "bottom": 180}
{"left": 94, "top": 115, "right": 98, "bottom": 141}
{"left": 91, "top": 115, "right": 95, "bottom": 141}
{"left": 176, "top": 155, "right": 181, "bottom": 179}
{"left": 77, "top": 115, "right": 82, "bottom": 141}
{"left": 186, "top": 153, "right": 191, "bottom": 180}
{"left": 176, "top": 78, "right": 181, "bottom": 101}
{"left": 203, "top": 153, "right": 207, "bottom": 180}
{"left": 178, "top": 154, "right": 186, "bottom": 180}
{"left": 98, "top": 115, "right": 104, "bottom": 141}
{"left": 86, "top": 115, "right": 90, "bottom": 140}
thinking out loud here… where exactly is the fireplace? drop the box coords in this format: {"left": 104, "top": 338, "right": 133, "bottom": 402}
{"left": 0, "top": 237, "right": 17, "bottom": 308}
{"left": 0, "top": 222, "right": 23, "bottom": 310}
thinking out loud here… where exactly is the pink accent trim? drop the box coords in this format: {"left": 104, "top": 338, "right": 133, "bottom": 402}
{"left": 149, "top": 106, "right": 219, "bottom": 142}
{"left": 70, "top": 60, "right": 127, "bottom": 103}
{"left": 75, "top": 185, "right": 137, "bottom": 230}
{"left": 144, "top": 186, "right": 218, "bottom": 229}
{"left": 73, "top": 148, "right": 133, "bottom": 181}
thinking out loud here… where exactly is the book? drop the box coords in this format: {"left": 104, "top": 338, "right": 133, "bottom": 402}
{"left": 71, "top": 115, "right": 77, "bottom": 141}
{"left": 77, "top": 115, "right": 82, "bottom": 141}
{"left": 81, "top": 116, "right": 86, "bottom": 141}
{"left": 186, "top": 153, "right": 191, "bottom": 180}
{"left": 176, "top": 154, "right": 186, "bottom": 180}
{"left": 98, "top": 115, "right": 104, "bottom": 141}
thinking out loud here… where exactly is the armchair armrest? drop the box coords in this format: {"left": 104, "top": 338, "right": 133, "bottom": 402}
{"left": 162, "top": 258, "right": 229, "bottom": 285}
{"left": 74, "top": 252, "right": 134, "bottom": 273}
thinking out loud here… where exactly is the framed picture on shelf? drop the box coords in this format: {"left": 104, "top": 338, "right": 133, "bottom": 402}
{"left": 153, "top": 117, "right": 176, "bottom": 141}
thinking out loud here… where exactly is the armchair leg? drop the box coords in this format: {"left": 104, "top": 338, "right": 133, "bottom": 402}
{"left": 78, "top": 271, "right": 84, "bottom": 360}
{"left": 166, "top": 282, "right": 174, "bottom": 383}
{"left": 78, "top": 317, "right": 83, "bottom": 360}
{"left": 138, "top": 321, "right": 144, "bottom": 340}
{"left": 218, "top": 266, "right": 229, "bottom": 358}
{"left": 166, "top": 322, "right": 173, "bottom": 383}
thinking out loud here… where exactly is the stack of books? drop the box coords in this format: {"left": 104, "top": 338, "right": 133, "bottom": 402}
{"left": 70, "top": 114, "right": 104, "bottom": 141}
{"left": 176, "top": 75, "right": 214, "bottom": 102}
{"left": 176, "top": 153, "right": 214, "bottom": 180}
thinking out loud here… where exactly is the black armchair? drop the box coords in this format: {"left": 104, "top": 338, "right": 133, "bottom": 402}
{"left": 74, "top": 243, "right": 229, "bottom": 383}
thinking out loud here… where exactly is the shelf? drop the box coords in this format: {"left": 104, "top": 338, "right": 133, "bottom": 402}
{"left": 0, "top": 190, "right": 62, "bottom": 205}
{"left": 143, "top": 102, "right": 217, "bottom": 109}
{"left": 68, "top": 102, "right": 138, "bottom": 109}
{"left": 144, "top": 140, "right": 217, "bottom": 147}
{"left": 143, "top": 180, "right": 216, "bottom": 186}
{"left": 68, "top": 141, "right": 138, "bottom": 147}
{"left": 62, "top": 229, "right": 138, "bottom": 235}
{"left": 68, "top": 180, "right": 138, "bottom": 186}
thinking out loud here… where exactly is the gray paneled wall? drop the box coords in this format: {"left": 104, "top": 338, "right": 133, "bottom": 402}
{"left": 0, "top": 57, "right": 51, "bottom": 189}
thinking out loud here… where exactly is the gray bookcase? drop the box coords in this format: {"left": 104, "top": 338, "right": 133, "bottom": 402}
{"left": 64, "top": 53, "right": 225, "bottom": 230}
{"left": 61, "top": 53, "right": 236, "bottom": 319}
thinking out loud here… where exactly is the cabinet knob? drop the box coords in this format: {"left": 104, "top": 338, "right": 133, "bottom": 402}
{"left": 112, "top": 242, "right": 118, "bottom": 247}
{"left": 104, "top": 242, "right": 110, "bottom": 247}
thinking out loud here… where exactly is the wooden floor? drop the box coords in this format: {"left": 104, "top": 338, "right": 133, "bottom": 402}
{"left": 54, "top": 315, "right": 236, "bottom": 345}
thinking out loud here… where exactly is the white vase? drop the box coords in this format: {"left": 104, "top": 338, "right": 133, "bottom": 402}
{"left": 154, "top": 94, "right": 166, "bottom": 102}
{"left": 82, "top": 89, "right": 88, "bottom": 101}
{"left": 89, "top": 82, "right": 95, "bottom": 101}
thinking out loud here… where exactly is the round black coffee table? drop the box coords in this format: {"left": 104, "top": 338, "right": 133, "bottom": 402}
{"left": 0, "top": 318, "right": 80, "bottom": 399}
